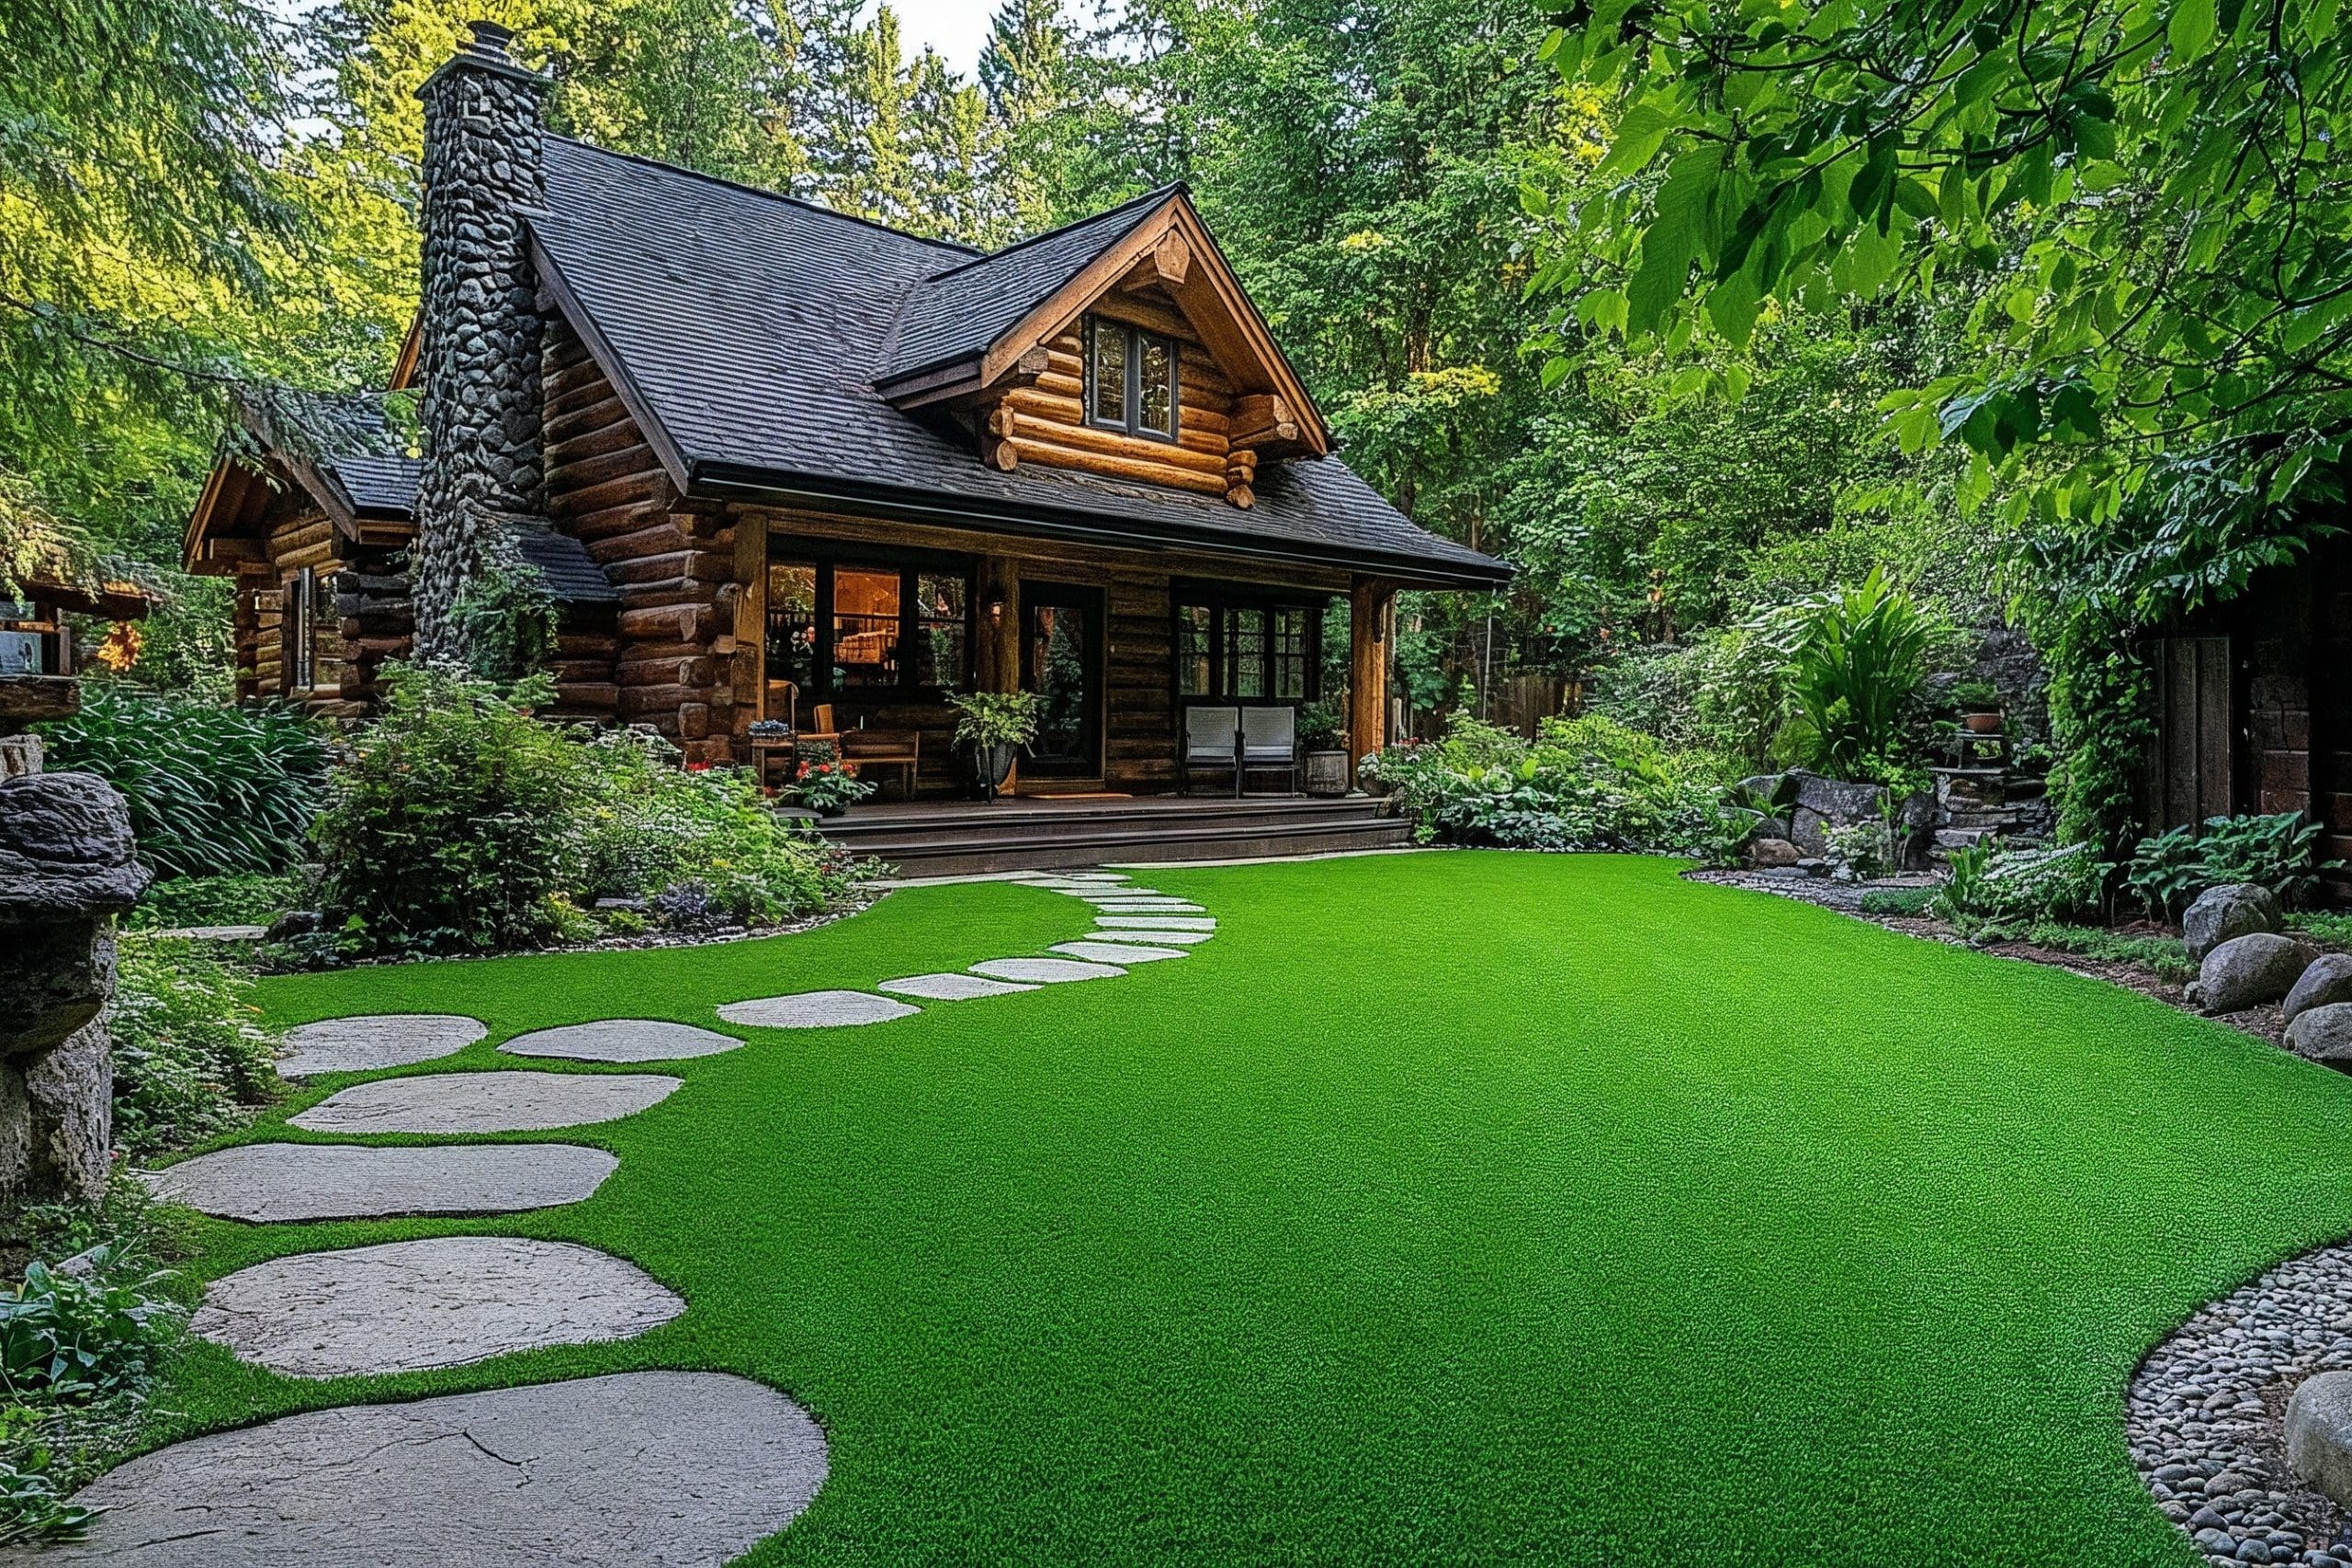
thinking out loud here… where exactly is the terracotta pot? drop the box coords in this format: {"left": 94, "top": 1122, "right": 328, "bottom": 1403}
{"left": 1962, "top": 710, "right": 2004, "bottom": 734}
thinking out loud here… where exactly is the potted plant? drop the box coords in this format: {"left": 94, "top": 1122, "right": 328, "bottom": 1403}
{"left": 1951, "top": 679, "right": 2004, "bottom": 733}
{"left": 1297, "top": 699, "right": 1349, "bottom": 796}
{"left": 945, "top": 689, "right": 1043, "bottom": 803}
{"left": 789, "top": 756, "right": 872, "bottom": 817}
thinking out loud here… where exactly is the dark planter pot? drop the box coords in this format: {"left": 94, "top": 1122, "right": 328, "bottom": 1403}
{"left": 961, "top": 739, "right": 1019, "bottom": 802}
{"left": 1961, "top": 709, "right": 2004, "bottom": 734}
{"left": 1303, "top": 750, "right": 1350, "bottom": 797}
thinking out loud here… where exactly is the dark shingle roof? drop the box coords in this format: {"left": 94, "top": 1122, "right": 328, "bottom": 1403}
{"left": 524, "top": 138, "right": 1507, "bottom": 587}
{"left": 331, "top": 452, "right": 423, "bottom": 518}
{"left": 880, "top": 186, "right": 1179, "bottom": 380}
{"left": 508, "top": 522, "right": 618, "bottom": 606}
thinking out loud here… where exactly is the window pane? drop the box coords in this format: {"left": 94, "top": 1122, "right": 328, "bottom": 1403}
{"left": 1137, "top": 333, "right": 1174, "bottom": 435}
{"left": 1224, "top": 606, "right": 1266, "bottom": 699}
{"left": 915, "top": 570, "right": 967, "bottom": 689}
{"left": 1176, "top": 603, "right": 1211, "bottom": 696}
{"left": 765, "top": 560, "right": 819, "bottom": 693}
{"left": 1272, "top": 606, "right": 1307, "bottom": 699}
{"left": 1090, "top": 318, "right": 1127, "bottom": 425}
{"left": 285, "top": 568, "right": 313, "bottom": 692}
{"left": 832, "top": 566, "right": 901, "bottom": 689}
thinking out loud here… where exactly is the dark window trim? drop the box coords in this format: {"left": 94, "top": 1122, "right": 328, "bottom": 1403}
{"left": 1083, "top": 313, "right": 1181, "bottom": 444}
{"left": 764, "top": 534, "right": 977, "bottom": 700}
{"left": 1170, "top": 585, "right": 1329, "bottom": 706}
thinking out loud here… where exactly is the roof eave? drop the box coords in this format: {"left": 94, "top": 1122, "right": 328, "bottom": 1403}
{"left": 684, "top": 459, "right": 1511, "bottom": 590}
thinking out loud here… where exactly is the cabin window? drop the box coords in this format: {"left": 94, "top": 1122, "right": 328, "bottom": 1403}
{"left": 1086, "top": 315, "right": 1179, "bottom": 441}
{"left": 281, "top": 567, "right": 335, "bottom": 694}
{"left": 1174, "top": 593, "right": 1325, "bottom": 703}
{"left": 763, "top": 547, "right": 975, "bottom": 699}
{"left": 0, "top": 601, "right": 50, "bottom": 675}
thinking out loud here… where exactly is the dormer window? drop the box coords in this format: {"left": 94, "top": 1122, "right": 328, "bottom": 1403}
{"left": 1086, "top": 315, "right": 1178, "bottom": 441}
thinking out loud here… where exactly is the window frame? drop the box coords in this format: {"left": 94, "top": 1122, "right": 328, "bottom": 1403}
{"left": 763, "top": 538, "right": 977, "bottom": 700}
{"left": 1083, "top": 313, "right": 1182, "bottom": 444}
{"left": 1171, "top": 584, "right": 1329, "bottom": 705}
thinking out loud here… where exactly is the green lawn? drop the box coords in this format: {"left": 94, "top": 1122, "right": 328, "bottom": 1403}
{"left": 142, "top": 852, "right": 2352, "bottom": 1565}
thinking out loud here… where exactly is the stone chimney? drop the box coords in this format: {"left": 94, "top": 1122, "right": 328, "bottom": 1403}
{"left": 412, "top": 20, "right": 551, "bottom": 661}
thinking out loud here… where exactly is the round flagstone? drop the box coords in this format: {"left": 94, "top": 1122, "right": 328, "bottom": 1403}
{"left": 278, "top": 1013, "right": 487, "bottom": 1077}
{"left": 1067, "top": 889, "right": 1168, "bottom": 902}
{"left": 971, "top": 956, "right": 1125, "bottom": 984}
{"left": 190, "top": 1236, "right": 684, "bottom": 1378}
{"left": 501, "top": 1019, "right": 741, "bottom": 1063}
{"left": 1096, "top": 914, "right": 1216, "bottom": 930}
{"left": 1089, "top": 928, "right": 1215, "bottom": 945}
{"left": 289, "top": 1072, "right": 680, "bottom": 1134}
{"left": 1092, "top": 901, "right": 1208, "bottom": 915}
{"left": 144, "top": 1143, "right": 617, "bottom": 1223}
{"left": 717, "top": 989, "right": 919, "bottom": 1028}
{"left": 1053, "top": 941, "right": 1187, "bottom": 964}
{"left": 876, "top": 972, "right": 1039, "bottom": 1000}
{"left": 35, "top": 1370, "right": 827, "bottom": 1567}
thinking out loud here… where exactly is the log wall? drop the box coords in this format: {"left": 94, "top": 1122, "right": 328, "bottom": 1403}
{"left": 232, "top": 511, "right": 405, "bottom": 715}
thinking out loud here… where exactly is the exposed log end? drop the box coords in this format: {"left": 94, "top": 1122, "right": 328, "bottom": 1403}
{"left": 1227, "top": 483, "right": 1255, "bottom": 510}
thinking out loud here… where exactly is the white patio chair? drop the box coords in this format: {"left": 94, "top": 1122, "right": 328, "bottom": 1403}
{"left": 1239, "top": 705, "right": 1298, "bottom": 795}
{"left": 1184, "top": 705, "right": 1241, "bottom": 795}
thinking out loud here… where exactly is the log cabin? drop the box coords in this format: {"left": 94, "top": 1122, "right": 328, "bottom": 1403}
{"left": 182, "top": 24, "right": 1508, "bottom": 825}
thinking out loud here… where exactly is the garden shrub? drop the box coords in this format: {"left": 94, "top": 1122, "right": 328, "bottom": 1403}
{"left": 1365, "top": 713, "right": 1739, "bottom": 858}
{"left": 37, "top": 684, "right": 328, "bottom": 878}
{"left": 123, "top": 873, "right": 299, "bottom": 931}
{"left": 311, "top": 666, "right": 594, "bottom": 954}
{"left": 2124, "top": 812, "right": 2340, "bottom": 918}
{"left": 1931, "top": 841, "right": 2105, "bottom": 931}
{"left": 1774, "top": 569, "right": 1934, "bottom": 776}
{"left": 1858, "top": 886, "right": 1937, "bottom": 917}
{"left": 107, "top": 935, "right": 281, "bottom": 1158}
{"left": 0, "top": 1250, "right": 185, "bottom": 1404}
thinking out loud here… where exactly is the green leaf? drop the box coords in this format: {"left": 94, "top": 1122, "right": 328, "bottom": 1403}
{"left": 2168, "top": 0, "right": 2215, "bottom": 57}
{"left": 1598, "top": 104, "right": 1674, "bottom": 179}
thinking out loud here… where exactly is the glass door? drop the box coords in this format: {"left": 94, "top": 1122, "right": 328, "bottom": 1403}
{"left": 1021, "top": 582, "right": 1102, "bottom": 776}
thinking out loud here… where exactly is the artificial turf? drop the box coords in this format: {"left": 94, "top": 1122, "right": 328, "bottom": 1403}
{"left": 138, "top": 851, "right": 2352, "bottom": 1565}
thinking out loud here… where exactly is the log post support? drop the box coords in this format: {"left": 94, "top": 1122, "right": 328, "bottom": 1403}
{"left": 732, "top": 510, "right": 766, "bottom": 750}
{"left": 1348, "top": 577, "right": 1396, "bottom": 788}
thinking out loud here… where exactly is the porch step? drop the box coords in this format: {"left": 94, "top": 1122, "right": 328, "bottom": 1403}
{"left": 820, "top": 795, "right": 1412, "bottom": 876}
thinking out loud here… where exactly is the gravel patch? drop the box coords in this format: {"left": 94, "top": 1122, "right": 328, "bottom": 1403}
{"left": 143, "top": 1143, "right": 617, "bottom": 1223}
{"left": 289, "top": 1072, "right": 680, "bottom": 1134}
{"left": 2128, "top": 1237, "right": 2352, "bottom": 1566}
{"left": 32, "top": 1371, "right": 826, "bottom": 1566}
{"left": 191, "top": 1235, "right": 684, "bottom": 1378}
{"left": 277, "top": 1014, "right": 488, "bottom": 1077}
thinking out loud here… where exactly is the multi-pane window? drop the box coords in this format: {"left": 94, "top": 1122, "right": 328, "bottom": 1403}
{"left": 1176, "top": 595, "right": 1325, "bottom": 703}
{"left": 763, "top": 549, "right": 974, "bottom": 698}
{"left": 1086, "top": 315, "right": 1179, "bottom": 440}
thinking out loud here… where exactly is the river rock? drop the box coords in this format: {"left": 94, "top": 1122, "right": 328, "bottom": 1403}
{"left": 2283, "top": 953, "right": 2352, "bottom": 1025}
{"left": 2289, "top": 1371, "right": 2352, "bottom": 1506}
{"left": 2184, "top": 883, "right": 2283, "bottom": 963}
{"left": 2286, "top": 1002, "right": 2352, "bottom": 1067}
{"left": 2197, "top": 932, "right": 2321, "bottom": 1016}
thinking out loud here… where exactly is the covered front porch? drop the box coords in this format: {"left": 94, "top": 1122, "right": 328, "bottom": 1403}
{"left": 732, "top": 503, "right": 1409, "bottom": 801}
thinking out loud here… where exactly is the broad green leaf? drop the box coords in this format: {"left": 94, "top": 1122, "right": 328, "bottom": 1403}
{"left": 2168, "top": 0, "right": 2215, "bottom": 58}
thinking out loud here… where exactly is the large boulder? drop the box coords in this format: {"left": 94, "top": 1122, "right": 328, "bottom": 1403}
{"left": 2289, "top": 1371, "right": 2352, "bottom": 1506}
{"left": 2195, "top": 931, "right": 2321, "bottom": 1015}
{"left": 1786, "top": 771, "right": 1937, "bottom": 869}
{"left": 2284, "top": 953, "right": 2352, "bottom": 1025}
{"left": 2287, "top": 1003, "right": 2352, "bottom": 1067}
{"left": 2183, "top": 882, "right": 2282, "bottom": 963}
{"left": 1748, "top": 837, "right": 1801, "bottom": 870}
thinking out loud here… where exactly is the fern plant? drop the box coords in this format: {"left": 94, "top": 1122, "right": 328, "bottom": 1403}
{"left": 1774, "top": 569, "right": 1933, "bottom": 778}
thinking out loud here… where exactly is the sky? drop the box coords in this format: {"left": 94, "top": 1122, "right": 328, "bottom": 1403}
{"left": 885, "top": 0, "right": 995, "bottom": 74}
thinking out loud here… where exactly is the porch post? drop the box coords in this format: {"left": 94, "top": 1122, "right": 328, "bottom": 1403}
{"left": 1349, "top": 576, "right": 1396, "bottom": 787}
{"left": 979, "top": 558, "right": 1020, "bottom": 693}
{"left": 730, "top": 511, "right": 766, "bottom": 747}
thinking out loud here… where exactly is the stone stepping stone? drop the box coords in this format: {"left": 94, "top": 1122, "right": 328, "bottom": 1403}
{"left": 718, "top": 990, "right": 919, "bottom": 1028}
{"left": 501, "top": 1019, "right": 741, "bottom": 1063}
{"left": 1097, "top": 915, "right": 1216, "bottom": 930}
{"left": 290, "top": 1072, "right": 679, "bottom": 1134}
{"left": 38, "top": 1371, "right": 827, "bottom": 1567}
{"left": 1091, "top": 899, "right": 1207, "bottom": 913}
{"left": 1066, "top": 889, "right": 1168, "bottom": 902}
{"left": 278, "top": 1013, "right": 487, "bottom": 1077}
{"left": 877, "top": 972, "right": 1039, "bottom": 1000}
{"left": 1053, "top": 941, "right": 1187, "bottom": 964}
{"left": 1090, "top": 928, "right": 1215, "bottom": 945}
{"left": 971, "top": 956, "right": 1125, "bottom": 984}
{"left": 191, "top": 1235, "right": 684, "bottom": 1378}
{"left": 144, "top": 1143, "right": 617, "bottom": 1223}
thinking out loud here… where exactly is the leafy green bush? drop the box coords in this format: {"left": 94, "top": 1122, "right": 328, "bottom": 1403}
{"left": 2005, "top": 923, "right": 2196, "bottom": 983}
{"left": 1858, "top": 886, "right": 1937, "bottom": 917}
{"left": 37, "top": 685, "right": 328, "bottom": 878}
{"left": 1932, "top": 841, "right": 2105, "bottom": 930}
{"left": 123, "top": 873, "right": 298, "bottom": 931}
{"left": 1774, "top": 570, "right": 1933, "bottom": 776}
{"left": 2289, "top": 910, "right": 2352, "bottom": 947}
{"left": 1365, "top": 714, "right": 1739, "bottom": 858}
{"left": 107, "top": 934, "right": 281, "bottom": 1158}
{"left": 2125, "top": 812, "right": 2340, "bottom": 917}
{"left": 0, "top": 1249, "right": 185, "bottom": 1404}
{"left": 311, "top": 666, "right": 594, "bottom": 955}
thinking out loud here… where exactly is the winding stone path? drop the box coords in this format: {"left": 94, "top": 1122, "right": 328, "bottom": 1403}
{"left": 278, "top": 1013, "right": 487, "bottom": 1077}
{"left": 718, "top": 990, "right": 920, "bottom": 1028}
{"left": 290, "top": 1072, "right": 680, "bottom": 1134}
{"left": 31, "top": 1371, "right": 828, "bottom": 1567}
{"left": 191, "top": 1235, "right": 685, "bottom": 1378}
{"left": 971, "top": 956, "right": 1125, "bottom": 984}
{"left": 501, "top": 1019, "right": 741, "bottom": 1063}
{"left": 144, "top": 1143, "right": 617, "bottom": 1223}
{"left": 876, "top": 972, "right": 1039, "bottom": 1000}
{"left": 1053, "top": 941, "right": 1186, "bottom": 964}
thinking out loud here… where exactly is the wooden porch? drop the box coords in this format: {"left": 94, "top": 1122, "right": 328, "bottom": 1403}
{"left": 816, "top": 792, "right": 1410, "bottom": 877}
